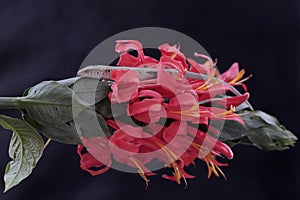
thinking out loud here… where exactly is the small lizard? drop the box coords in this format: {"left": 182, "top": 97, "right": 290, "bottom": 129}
{"left": 77, "top": 65, "right": 253, "bottom": 110}
{"left": 77, "top": 65, "right": 180, "bottom": 81}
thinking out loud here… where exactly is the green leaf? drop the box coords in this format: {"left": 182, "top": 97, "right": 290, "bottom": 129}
{"left": 219, "top": 120, "right": 247, "bottom": 141}
{"left": 95, "top": 98, "right": 113, "bottom": 118}
{"left": 72, "top": 108, "right": 111, "bottom": 138}
{"left": 72, "top": 77, "right": 110, "bottom": 106}
{"left": 22, "top": 80, "right": 75, "bottom": 124}
{"left": 57, "top": 77, "right": 80, "bottom": 87}
{"left": 20, "top": 80, "right": 80, "bottom": 144}
{"left": 20, "top": 78, "right": 110, "bottom": 144}
{"left": 222, "top": 110, "right": 297, "bottom": 151}
{"left": 243, "top": 111, "right": 297, "bottom": 151}
{"left": 23, "top": 113, "right": 81, "bottom": 144}
{"left": 247, "top": 126, "right": 297, "bottom": 151}
{"left": 0, "top": 114, "right": 44, "bottom": 192}
{"left": 249, "top": 110, "right": 280, "bottom": 126}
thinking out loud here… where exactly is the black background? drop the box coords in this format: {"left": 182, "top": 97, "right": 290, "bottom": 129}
{"left": 0, "top": 0, "right": 299, "bottom": 200}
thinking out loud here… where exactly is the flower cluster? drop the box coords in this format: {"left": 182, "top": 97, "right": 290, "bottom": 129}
{"left": 77, "top": 40, "right": 251, "bottom": 187}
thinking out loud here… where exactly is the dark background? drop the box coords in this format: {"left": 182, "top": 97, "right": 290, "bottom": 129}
{"left": 0, "top": 0, "right": 299, "bottom": 200}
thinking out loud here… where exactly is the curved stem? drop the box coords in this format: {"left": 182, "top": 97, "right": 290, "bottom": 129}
{"left": 0, "top": 97, "right": 20, "bottom": 109}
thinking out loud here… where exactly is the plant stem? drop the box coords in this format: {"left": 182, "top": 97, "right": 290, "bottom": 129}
{"left": 0, "top": 97, "right": 20, "bottom": 109}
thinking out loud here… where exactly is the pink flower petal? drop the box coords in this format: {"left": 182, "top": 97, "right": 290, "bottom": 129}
{"left": 111, "top": 70, "right": 139, "bottom": 103}
{"left": 221, "top": 62, "right": 240, "bottom": 82}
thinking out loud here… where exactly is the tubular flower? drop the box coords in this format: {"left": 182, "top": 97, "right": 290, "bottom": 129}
{"left": 159, "top": 43, "right": 189, "bottom": 72}
{"left": 221, "top": 62, "right": 252, "bottom": 91}
{"left": 78, "top": 40, "right": 252, "bottom": 187}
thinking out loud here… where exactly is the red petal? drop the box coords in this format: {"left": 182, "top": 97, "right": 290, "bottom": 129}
{"left": 115, "top": 40, "right": 143, "bottom": 54}
{"left": 143, "top": 56, "right": 159, "bottom": 66}
{"left": 187, "top": 58, "right": 210, "bottom": 75}
{"left": 132, "top": 89, "right": 163, "bottom": 101}
{"left": 180, "top": 150, "right": 197, "bottom": 166}
{"left": 160, "top": 56, "right": 185, "bottom": 73}
{"left": 162, "top": 162, "right": 195, "bottom": 182}
{"left": 159, "top": 43, "right": 188, "bottom": 70}
{"left": 213, "top": 141, "right": 234, "bottom": 159}
{"left": 111, "top": 70, "right": 139, "bottom": 103}
{"left": 129, "top": 99, "right": 162, "bottom": 115}
{"left": 167, "top": 93, "right": 198, "bottom": 110}
{"left": 77, "top": 145, "right": 110, "bottom": 176}
{"left": 117, "top": 52, "right": 140, "bottom": 66}
{"left": 211, "top": 93, "right": 249, "bottom": 109}
{"left": 162, "top": 121, "right": 187, "bottom": 143}
{"left": 157, "top": 65, "right": 195, "bottom": 96}
{"left": 221, "top": 62, "right": 240, "bottom": 82}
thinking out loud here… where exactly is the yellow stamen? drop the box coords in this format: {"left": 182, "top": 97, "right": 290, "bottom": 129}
{"left": 216, "top": 105, "right": 236, "bottom": 117}
{"left": 191, "top": 142, "right": 215, "bottom": 158}
{"left": 235, "top": 74, "right": 253, "bottom": 84}
{"left": 171, "top": 104, "right": 200, "bottom": 117}
{"left": 156, "top": 143, "right": 187, "bottom": 186}
{"left": 204, "top": 153, "right": 226, "bottom": 179}
{"left": 171, "top": 53, "right": 177, "bottom": 59}
{"left": 215, "top": 165, "right": 226, "bottom": 179}
{"left": 196, "top": 68, "right": 216, "bottom": 90}
{"left": 156, "top": 142, "right": 180, "bottom": 162}
{"left": 205, "top": 159, "right": 213, "bottom": 178}
{"left": 229, "top": 69, "right": 245, "bottom": 85}
{"left": 226, "top": 111, "right": 250, "bottom": 117}
{"left": 203, "top": 76, "right": 219, "bottom": 90}
{"left": 129, "top": 157, "right": 150, "bottom": 188}
{"left": 191, "top": 143, "right": 226, "bottom": 179}
{"left": 172, "top": 163, "right": 182, "bottom": 184}
{"left": 203, "top": 60, "right": 211, "bottom": 67}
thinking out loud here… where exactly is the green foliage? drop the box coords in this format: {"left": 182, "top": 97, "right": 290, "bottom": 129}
{"left": 221, "top": 110, "right": 297, "bottom": 151}
{"left": 20, "top": 77, "right": 111, "bottom": 144}
{"left": 0, "top": 114, "right": 44, "bottom": 192}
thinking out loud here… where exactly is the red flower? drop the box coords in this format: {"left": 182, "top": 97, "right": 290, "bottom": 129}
{"left": 187, "top": 58, "right": 210, "bottom": 75}
{"left": 221, "top": 62, "right": 252, "bottom": 91}
{"left": 159, "top": 43, "right": 189, "bottom": 71}
{"left": 77, "top": 136, "right": 111, "bottom": 176}
{"left": 128, "top": 90, "right": 165, "bottom": 124}
{"left": 110, "top": 70, "right": 140, "bottom": 103}
{"left": 78, "top": 40, "right": 251, "bottom": 188}
{"left": 116, "top": 40, "right": 158, "bottom": 67}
